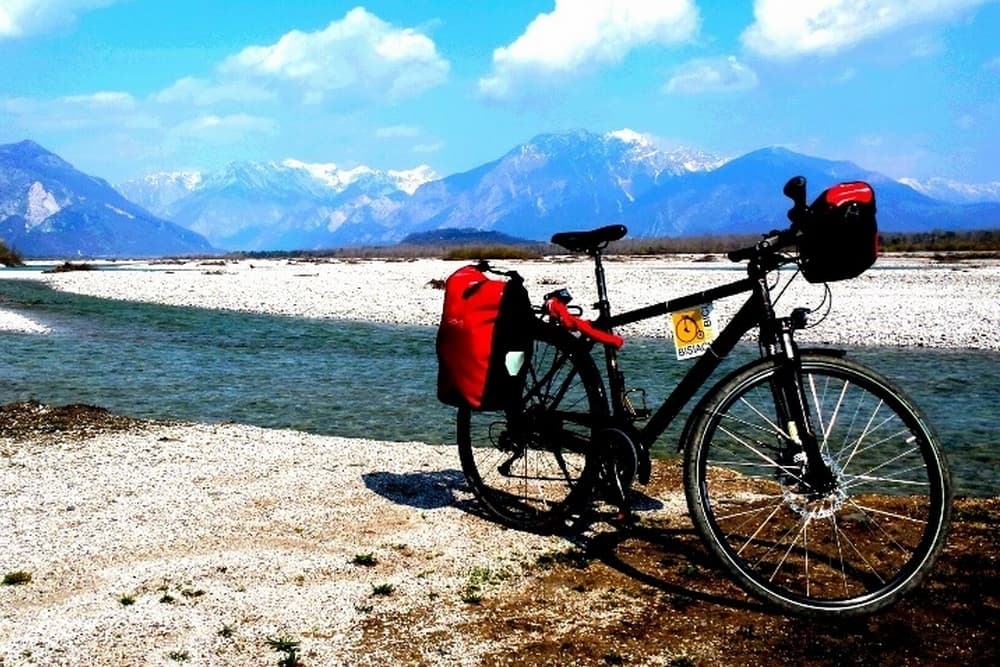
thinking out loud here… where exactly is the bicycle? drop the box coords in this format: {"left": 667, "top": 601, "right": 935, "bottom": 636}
{"left": 455, "top": 176, "right": 952, "bottom": 617}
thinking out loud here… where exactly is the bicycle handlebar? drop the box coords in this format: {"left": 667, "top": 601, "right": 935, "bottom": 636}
{"left": 726, "top": 226, "right": 799, "bottom": 263}
{"left": 727, "top": 175, "right": 815, "bottom": 264}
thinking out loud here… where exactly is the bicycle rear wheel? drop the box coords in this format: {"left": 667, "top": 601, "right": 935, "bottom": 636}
{"left": 457, "top": 323, "right": 607, "bottom": 532}
{"left": 683, "top": 353, "right": 952, "bottom": 617}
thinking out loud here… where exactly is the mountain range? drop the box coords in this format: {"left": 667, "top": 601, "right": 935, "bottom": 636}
{"left": 117, "top": 160, "right": 437, "bottom": 251}
{"left": 2, "top": 132, "right": 999, "bottom": 257}
{"left": 0, "top": 141, "right": 213, "bottom": 257}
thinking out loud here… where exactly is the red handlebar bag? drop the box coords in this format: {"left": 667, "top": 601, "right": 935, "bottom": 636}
{"left": 799, "top": 181, "right": 878, "bottom": 283}
{"left": 436, "top": 265, "right": 533, "bottom": 410}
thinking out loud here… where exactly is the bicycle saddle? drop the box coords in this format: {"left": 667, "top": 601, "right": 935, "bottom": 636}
{"left": 551, "top": 224, "right": 628, "bottom": 253}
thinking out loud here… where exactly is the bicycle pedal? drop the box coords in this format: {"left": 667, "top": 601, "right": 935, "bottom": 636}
{"left": 624, "top": 388, "right": 650, "bottom": 420}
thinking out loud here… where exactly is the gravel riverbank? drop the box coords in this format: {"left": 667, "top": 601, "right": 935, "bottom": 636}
{"left": 1, "top": 255, "right": 998, "bottom": 665}
{"left": 2, "top": 253, "right": 999, "bottom": 349}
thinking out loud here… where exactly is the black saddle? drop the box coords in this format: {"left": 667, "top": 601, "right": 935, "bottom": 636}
{"left": 550, "top": 224, "right": 628, "bottom": 253}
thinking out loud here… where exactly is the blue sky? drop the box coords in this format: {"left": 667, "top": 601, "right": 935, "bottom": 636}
{"left": 1, "top": 1, "right": 998, "bottom": 184}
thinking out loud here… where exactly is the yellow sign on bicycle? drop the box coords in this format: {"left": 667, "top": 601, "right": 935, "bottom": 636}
{"left": 671, "top": 303, "right": 716, "bottom": 360}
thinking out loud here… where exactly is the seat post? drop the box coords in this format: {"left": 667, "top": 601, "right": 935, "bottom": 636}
{"left": 591, "top": 248, "right": 612, "bottom": 320}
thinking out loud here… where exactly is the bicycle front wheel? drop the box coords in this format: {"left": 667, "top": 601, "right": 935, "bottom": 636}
{"left": 684, "top": 353, "right": 952, "bottom": 617}
{"left": 457, "top": 323, "right": 607, "bottom": 532}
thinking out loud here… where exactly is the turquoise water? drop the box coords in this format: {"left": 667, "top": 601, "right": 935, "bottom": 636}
{"left": 1, "top": 278, "right": 997, "bottom": 496}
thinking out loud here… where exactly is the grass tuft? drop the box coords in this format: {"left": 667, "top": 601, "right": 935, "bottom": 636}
{"left": 2, "top": 571, "right": 32, "bottom": 586}
{"left": 265, "top": 636, "right": 302, "bottom": 667}
{"left": 371, "top": 583, "right": 394, "bottom": 596}
{"left": 352, "top": 552, "right": 377, "bottom": 567}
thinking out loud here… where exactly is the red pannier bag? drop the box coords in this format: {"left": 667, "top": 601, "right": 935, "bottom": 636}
{"left": 798, "top": 181, "right": 879, "bottom": 284}
{"left": 436, "top": 265, "right": 534, "bottom": 410}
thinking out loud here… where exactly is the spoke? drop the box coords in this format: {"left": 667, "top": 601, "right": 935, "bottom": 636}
{"left": 717, "top": 411, "right": 787, "bottom": 440}
{"left": 737, "top": 396, "right": 793, "bottom": 441}
{"left": 718, "top": 425, "right": 806, "bottom": 486}
{"left": 735, "top": 502, "right": 786, "bottom": 558}
{"left": 712, "top": 497, "right": 786, "bottom": 523}
{"left": 845, "top": 446, "right": 921, "bottom": 485}
{"left": 840, "top": 398, "right": 884, "bottom": 470}
{"left": 803, "top": 516, "right": 810, "bottom": 597}
{"left": 829, "top": 514, "right": 851, "bottom": 597}
{"left": 844, "top": 474, "right": 929, "bottom": 490}
{"left": 707, "top": 459, "right": 783, "bottom": 470}
{"left": 847, "top": 501, "right": 929, "bottom": 525}
{"left": 817, "top": 374, "right": 849, "bottom": 452}
{"left": 835, "top": 523, "right": 887, "bottom": 586}
{"left": 807, "top": 374, "right": 826, "bottom": 444}
{"left": 840, "top": 428, "right": 913, "bottom": 466}
{"left": 768, "top": 516, "right": 809, "bottom": 584}
{"left": 845, "top": 498, "right": 922, "bottom": 558}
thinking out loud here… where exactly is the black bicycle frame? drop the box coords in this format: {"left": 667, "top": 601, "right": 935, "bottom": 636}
{"left": 585, "top": 251, "right": 825, "bottom": 472}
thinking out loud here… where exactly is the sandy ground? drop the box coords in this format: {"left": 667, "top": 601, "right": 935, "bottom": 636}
{"left": 1, "top": 255, "right": 998, "bottom": 665}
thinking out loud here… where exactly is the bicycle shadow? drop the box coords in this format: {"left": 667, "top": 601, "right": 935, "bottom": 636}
{"left": 564, "top": 512, "right": 771, "bottom": 615}
{"left": 361, "top": 469, "right": 467, "bottom": 509}
{"left": 361, "top": 469, "right": 767, "bottom": 613}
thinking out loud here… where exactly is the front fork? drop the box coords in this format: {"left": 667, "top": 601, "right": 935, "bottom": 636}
{"left": 765, "top": 312, "right": 837, "bottom": 494}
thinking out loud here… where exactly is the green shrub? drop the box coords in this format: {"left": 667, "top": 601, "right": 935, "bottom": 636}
{"left": 0, "top": 241, "right": 24, "bottom": 267}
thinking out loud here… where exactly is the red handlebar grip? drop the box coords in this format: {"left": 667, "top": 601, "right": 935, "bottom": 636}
{"left": 545, "top": 299, "right": 624, "bottom": 349}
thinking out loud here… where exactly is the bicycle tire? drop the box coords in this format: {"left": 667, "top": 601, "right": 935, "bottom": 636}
{"left": 457, "top": 322, "right": 607, "bottom": 532}
{"left": 683, "top": 352, "right": 952, "bottom": 617}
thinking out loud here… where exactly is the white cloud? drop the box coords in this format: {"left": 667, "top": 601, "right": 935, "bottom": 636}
{"left": 154, "top": 77, "right": 276, "bottom": 106}
{"left": 375, "top": 125, "right": 421, "bottom": 139}
{"left": 742, "top": 0, "right": 992, "bottom": 58}
{"left": 0, "top": 91, "right": 157, "bottom": 131}
{"left": 61, "top": 91, "right": 136, "bottom": 109}
{"left": 217, "top": 7, "right": 449, "bottom": 105}
{"left": 956, "top": 114, "right": 975, "bottom": 129}
{"left": 666, "top": 56, "right": 758, "bottom": 94}
{"left": 479, "top": 0, "right": 699, "bottom": 100}
{"left": 0, "top": 0, "right": 120, "bottom": 39}
{"left": 168, "top": 114, "right": 278, "bottom": 143}
{"left": 413, "top": 142, "right": 444, "bottom": 154}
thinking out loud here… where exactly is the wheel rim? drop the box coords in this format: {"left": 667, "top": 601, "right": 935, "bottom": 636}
{"left": 696, "top": 359, "right": 948, "bottom": 610}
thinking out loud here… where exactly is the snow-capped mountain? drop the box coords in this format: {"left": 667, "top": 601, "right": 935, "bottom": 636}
{"left": 394, "top": 133, "right": 999, "bottom": 241}
{"left": 390, "top": 129, "right": 730, "bottom": 242}
{"left": 116, "top": 170, "right": 203, "bottom": 214}
{"left": 95, "top": 128, "right": 1000, "bottom": 252}
{"left": 606, "top": 128, "right": 728, "bottom": 175}
{"left": 0, "top": 141, "right": 214, "bottom": 257}
{"left": 898, "top": 177, "right": 1000, "bottom": 204}
{"left": 8, "top": 133, "right": 996, "bottom": 257}
{"left": 118, "top": 159, "right": 437, "bottom": 250}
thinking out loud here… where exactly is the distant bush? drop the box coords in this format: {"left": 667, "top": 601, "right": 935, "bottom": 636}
{"left": 879, "top": 230, "right": 1000, "bottom": 252}
{"left": 610, "top": 235, "right": 760, "bottom": 256}
{"left": 444, "top": 245, "right": 543, "bottom": 261}
{"left": 0, "top": 240, "right": 24, "bottom": 267}
{"left": 43, "top": 262, "right": 97, "bottom": 273}
{"left": 223, "top": 228, "right": 1000, "bottom": 262}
